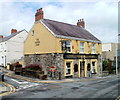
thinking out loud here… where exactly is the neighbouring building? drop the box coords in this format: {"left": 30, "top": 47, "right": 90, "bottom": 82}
{"left": 0, "top": 29, "right": 28, "bottom": 67}
{"left": 118, "top": 34, "right": 120, "bottom": 71}
{"left": 102, "top": 42, "right": 120, "bottom": 72}
{"left": 24, "top": 8, "right": 102, "bottom": 79}
{"left": 102, "top": 43, "right": 117, "bottom": 61}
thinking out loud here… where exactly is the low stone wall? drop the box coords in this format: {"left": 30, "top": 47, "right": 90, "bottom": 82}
{"left": 24, "top": 53, "right": 65, "bottom": 79}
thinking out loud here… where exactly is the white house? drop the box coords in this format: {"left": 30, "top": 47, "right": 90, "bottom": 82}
{"left": 0, "top": 29, "right": 28, "bottom": 67}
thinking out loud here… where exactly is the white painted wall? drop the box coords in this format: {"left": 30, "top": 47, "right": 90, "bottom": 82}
{"left": 0, "top": 30, "right": 28, "bottom": 67}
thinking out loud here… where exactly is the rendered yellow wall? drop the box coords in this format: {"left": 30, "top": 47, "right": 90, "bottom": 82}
{"left": 24, "top": 21, "right": 102, "bottom": 55}
{"left": 24, "top": 22, "right": 58, "bottom": 54}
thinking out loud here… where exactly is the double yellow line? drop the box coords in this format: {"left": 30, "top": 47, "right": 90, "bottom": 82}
{"left": 0, "top": 81, "right": 16, "bottom": 97}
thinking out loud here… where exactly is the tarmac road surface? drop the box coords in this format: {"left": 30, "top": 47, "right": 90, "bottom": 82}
{"left": 1, "top": 75, "right": 119, "bottom": 99}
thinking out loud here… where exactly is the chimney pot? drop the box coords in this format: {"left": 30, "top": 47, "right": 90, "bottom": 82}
{"left": 77, "top": 18, "right": 85, "bottom": 28}
{"left": 11, "top": 29, "right": 17, "bottom": 34}
{"left": 0, "top": 35, "right": 3, "bottom": 38}
{"left": 35, "top": 8, "right": 44, "bottom": 21}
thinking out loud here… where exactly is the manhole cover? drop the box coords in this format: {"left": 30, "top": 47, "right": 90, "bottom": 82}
{"left": 71, "top": 87, "right": 79, "bottom": 89}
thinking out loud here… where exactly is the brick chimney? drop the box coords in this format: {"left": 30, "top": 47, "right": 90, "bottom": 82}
{"left": 35, "top": 8, "right": 44, "bottom": 21}
{"left": 0, "top": 35, "right": 3, "bottom": 38}
{"left": 11, "top": 29, "right": 17, "bottom": 34}
{"left": 77, "top": 19, "right": 85, "bottom": 28}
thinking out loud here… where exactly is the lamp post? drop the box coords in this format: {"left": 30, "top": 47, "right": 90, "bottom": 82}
{"left": 116, "top": 35, "right": 118, "bottom": 75}
{"left": 101, "top": 55, "right": 103, "bottom": 76}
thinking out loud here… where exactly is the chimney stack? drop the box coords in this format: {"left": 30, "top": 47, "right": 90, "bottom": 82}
{"left": 11, "top": 29, "right": 17, "bottom": 34}
{"left": 77, "top": 18, "right": 85, "bottom": 28}
{"left": 35, "top": 8, "right": 44, "bottom": 21}
{"left": 0, "top": 35, "right": 3, "bottom": 38}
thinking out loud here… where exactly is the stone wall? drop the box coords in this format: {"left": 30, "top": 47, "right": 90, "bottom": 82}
{"left": 24, "top": 53, "right": 64, "bottom": 79}
{"left": 98, "top": 54, "right": 102, "bottom": 75}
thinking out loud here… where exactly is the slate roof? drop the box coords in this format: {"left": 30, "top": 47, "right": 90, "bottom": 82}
{"left": 0, "top": 29, "right": 27, "bottom": 42}
{"left": 41, "top": 19, "right": 101, "bottom": 42}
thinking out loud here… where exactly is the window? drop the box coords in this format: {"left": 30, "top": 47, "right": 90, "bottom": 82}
{"left": 66, "top": 41, "right": 71, "bottom": 53}
{"left": 66, "top": 62, "right": 71, "bottom": 75}
{"left": 1, "top": 44, "right": 3, "bottom": 50}
{"left": 74, "top": 64, "right": 78, "bottom": 72}
{"left": 91, "top": 62, "right": 96, "bottom": 73}
{"left": 80, "top": 42, "right": 84, "bottom": 53}
{"left": 31, "top": 57, "right": 34, "bottom": 63}
{"left": 92, "top": 43, "right": 95, "bottom": 54}
{"left": 32, "top": 30, "right": 34, "bottom": 36}
{"left": 61, "top": 40, "right": 71, "bottom": 53}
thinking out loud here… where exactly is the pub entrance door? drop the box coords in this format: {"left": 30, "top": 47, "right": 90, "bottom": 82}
{"left": 80, "top": 61, "right": 85, "bottom": 77}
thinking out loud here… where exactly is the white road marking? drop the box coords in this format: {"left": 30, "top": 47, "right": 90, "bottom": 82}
{"left": 11, "top": 79, "right": 40, "bottom": 91}
{"left": 11, "top": 79, "right": 29, "bottom": 84}
{"left": 17, "top": 83, "right": 39, "bottom": 91}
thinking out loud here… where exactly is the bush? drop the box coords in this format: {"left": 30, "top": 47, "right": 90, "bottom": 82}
{"left": 13, "top": 62, "right": 22, "bottom": 68}
{"left": 25, "top": 64, "right": 42, "bottom": 71}
{"left": 41, "top": 75, "right": 47, "bottom": 80}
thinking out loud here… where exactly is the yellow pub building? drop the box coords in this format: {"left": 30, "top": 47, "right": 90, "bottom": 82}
{"left": 24, "top": 8, "right": 102, "bottom": 79}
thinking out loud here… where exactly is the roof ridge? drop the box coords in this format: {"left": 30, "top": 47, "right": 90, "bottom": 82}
{"left": 44, "top": 18, "right": 78, "bottom": 27}
{"left": 0, "top": 29, "right": 26, "bottom": 42}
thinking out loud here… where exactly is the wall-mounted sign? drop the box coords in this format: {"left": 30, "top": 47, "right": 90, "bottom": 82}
{"left": 35, "top": 39, "right": 40, "bottom": 46}
{"left": 63, "top": 53, "right": 98, "bottom": 59}
{"left": 50, "top": 66, "right": 56, "bottom": 72}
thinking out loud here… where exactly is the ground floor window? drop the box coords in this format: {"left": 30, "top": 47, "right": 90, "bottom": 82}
{"left": 74, "top": 64, "right": 78, "bottom": 72}
{"left": 66, "top": 62, "right": 71, "bottom": 75}
{"left": 91, "top": 61, "right": 96, "bottom": 73}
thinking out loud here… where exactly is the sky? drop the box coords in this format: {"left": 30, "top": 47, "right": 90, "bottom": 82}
{"left": 0, "top": 0, "right": 118, "bottom": 43}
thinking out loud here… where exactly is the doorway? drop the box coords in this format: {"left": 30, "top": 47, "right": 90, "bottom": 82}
{"left": 80, "top": 61, "right": 85, "bottom": 77}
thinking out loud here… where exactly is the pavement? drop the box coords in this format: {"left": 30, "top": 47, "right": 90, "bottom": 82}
{"left": 0, "top": 66, "right": 120, "bottom": 97}
{"left": 4, "top": 67, "right": 120, "bottom": 83}
{"left": 1, "top": 67, "right": 120, "bottom": 84}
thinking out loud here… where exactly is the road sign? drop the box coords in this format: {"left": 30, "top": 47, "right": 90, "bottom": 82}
{"left": 50, "top": 66, "right": 56, "bottom": 72}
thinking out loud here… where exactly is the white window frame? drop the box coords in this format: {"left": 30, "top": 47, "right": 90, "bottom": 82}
{"left": 32, "top": 30, "right": 35, "bottom": 36}
{"left": 91, "top": 61, "right": 96, "bottom": 73}
{"left": 92, "top": 43, "right": 95, "bottom": 54}
{"left": 80, "top": 42, "right": 84, "bottom": 53}
{"left": 66, "top": 41, "right": 71, "bottom": 53}
{"left": 66, "top": 62, "right": 71, "bottom": 75}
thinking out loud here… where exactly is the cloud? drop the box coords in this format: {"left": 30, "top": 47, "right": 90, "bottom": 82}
{"left": 44, "top": 2, "right": 118, "bottom": 43}
{"left": 0, "top": 1, "right": 118, "bottom": 43}
{"left": 0, "top": 2, "right": 35, "bottom": 36}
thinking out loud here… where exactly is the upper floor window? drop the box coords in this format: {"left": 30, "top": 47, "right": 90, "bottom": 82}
{"left": 1, "top": 44, "right": 4, "bottom": 50}
{"left": 61, "top": 40, "right": 71, "bottom": 53}
{"left": 80, "top": 42, "right": 84, "bottom": 53}
{"left": 66, "top": 41, "right": 71, "bottom": 53}
{"left": 92, "top": 43, "right": 95, "bottom": 54}
{"left": 32, "top": 30, "right": 34, "bottom": 36}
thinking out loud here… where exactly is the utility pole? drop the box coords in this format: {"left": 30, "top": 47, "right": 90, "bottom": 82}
{"left": 101, "top": 55, "right": 103, "bottom": 76}
{"left": 116, "top": 43, "right": 118, "bottom": 75}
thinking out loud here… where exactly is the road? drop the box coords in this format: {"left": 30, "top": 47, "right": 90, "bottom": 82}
{"left": 1, "top": 75, "right": 119, "bottom": 99}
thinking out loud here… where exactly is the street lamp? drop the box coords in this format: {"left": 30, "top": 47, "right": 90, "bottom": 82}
{"left": 116, "top": 43, "right": 118, "bottom": 75}
{"left": 101, "top": 55, "right": 103, "bottom": 76}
